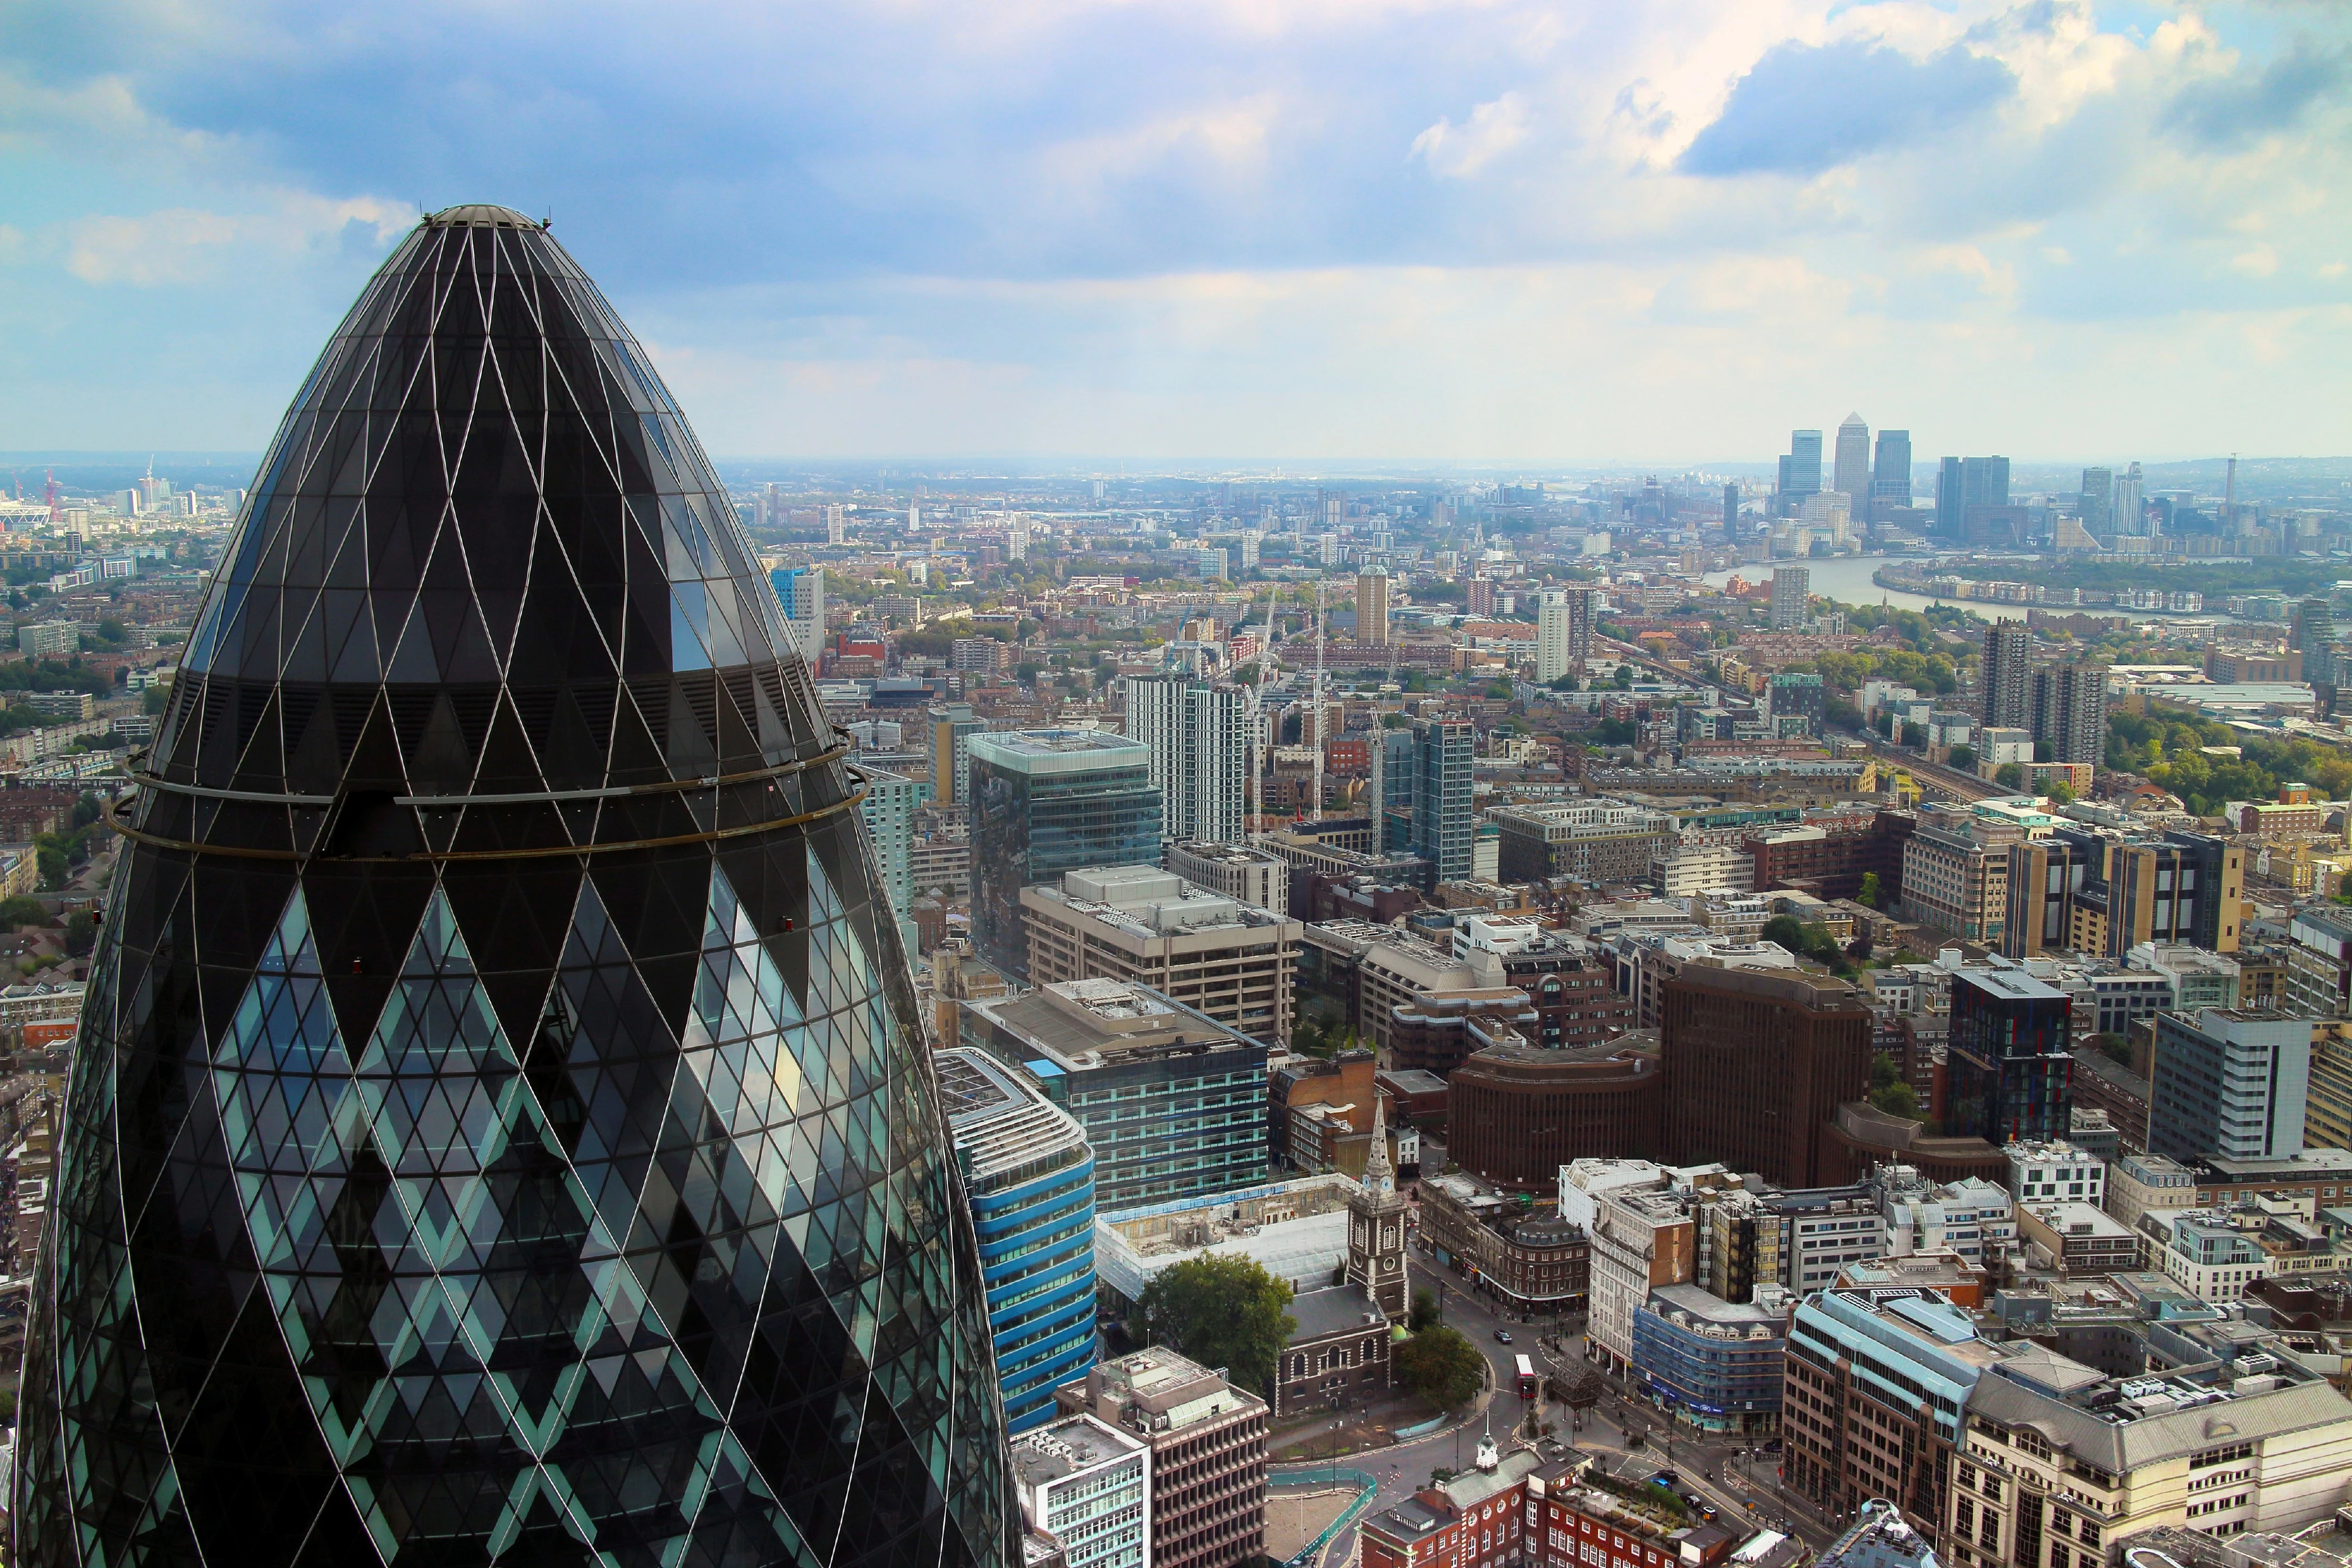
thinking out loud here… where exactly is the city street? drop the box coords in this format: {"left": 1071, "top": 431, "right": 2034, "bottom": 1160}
{"left": 1278, "top": 1255, "right": 1838, "bottom": 1567}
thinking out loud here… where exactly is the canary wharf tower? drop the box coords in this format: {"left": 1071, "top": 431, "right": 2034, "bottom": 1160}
{"left": 15, "top": 207, "right": 1015, "bottom": 1568}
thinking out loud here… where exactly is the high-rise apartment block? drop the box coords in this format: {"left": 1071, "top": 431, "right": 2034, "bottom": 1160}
{"left": 2078, "top": 467, "right": 2113, "bottom": 535}
{"left": 826, "top": 500, "right": 846, "bottom": 542}
{"left": 1410, "top": 716, "right": 1474, "bottom": 884}
{"left": 1980, "top": 623, "right": 2033, "bottom": 730}
{"left": 2115, "top": 460, "right": 2144, "bottom": 534}
{"left": 1770, "top": 566, "right": 1810, "bottom": 630}
{"left": 2030, "top": 660, "right": 2109, "bottom": 766}
{"left": 1945, "top": 966, "right": 2074, "bottom": 1143}
{"left": 2148, "top": 1008, "right": 2311, "bottom": 1163}
{"left": 1055, "top": 1349, "right": 1268, "bottom": 1568}
{"left": 860, "top": 766, "right": 918, "bottom": 939}
{"left": 968, "top": 730, "right": 1164, "bottom": 978}
{"left": 932, "top": 703, "right": 991, "bottom": 806}
{"left": 1661, "top": 965, "right": 1874, "bottom": 1189}
{"left": 1536, "top": 589, "right": 1584, "bottom": 683}
{"left": 769, "top": 563, "right": 825, "bottom": 664}
{"left": 1122, "top": 671, "right": 1248, "bottom": 846}
{"left": 1355, "top": 563, "right": 1390, "bottom": 645}
{"left": 938, "top": 1049, "right": 1099, "bottom": 1432}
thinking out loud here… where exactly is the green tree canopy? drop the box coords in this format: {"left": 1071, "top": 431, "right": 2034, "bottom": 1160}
{"left": 1130, "top": 1255, "right": 1297, "bottom": 1394}
{"left": 1995, "top": 762, "right": 2025, "bottom": 790}
{"left": 1856, "top": 872, "right": 1882, "bottom": 909}
{"left": 1947, "top": 745, "right": 1978, "bottom": 772}
{"left": 1394, "top": 1324, "right": 1485, "bottom": 1410}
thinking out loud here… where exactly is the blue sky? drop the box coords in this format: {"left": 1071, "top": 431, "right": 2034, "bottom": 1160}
{"left": 3, "top": 0, "right": 2346, "bottom": 463}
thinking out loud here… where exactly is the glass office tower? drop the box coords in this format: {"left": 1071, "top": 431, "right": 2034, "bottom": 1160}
{"left": 965, "top": 731, "right": 1162, "bottom": 978}
{"left": 15, "top": 206, "right": 1012, "bottom": 1567}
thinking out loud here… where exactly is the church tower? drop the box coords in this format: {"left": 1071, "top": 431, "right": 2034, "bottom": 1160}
{"left": 1348, "top": 1095, "right": 1411, "bottom": 1318}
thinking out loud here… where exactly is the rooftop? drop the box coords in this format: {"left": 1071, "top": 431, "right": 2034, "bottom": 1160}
{"left": 1010, "top": 1415, "right": 1145, "bottom": 1486}
{"left": 1287, "top": 1284, "right": 1389, "bottom": 1343}
{"left": 935, "top": 1049, "right": 1090, "bottom": 1189}
{"left": 971, "top": 979, "right": 1264, "bottom": 1071}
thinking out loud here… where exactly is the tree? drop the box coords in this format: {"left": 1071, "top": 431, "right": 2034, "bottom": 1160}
{"left": 64, "top": 909, "right": 96, "bottom": 958}
{"left": 1130, "top": 1255, "right": 1296, "bottom": 1394}
{"left": 1410, "top": 1288, "right": 1440, "bottom": 1334}
{"left": 1902, "top": 721, "right": 1926, "bottom": 748}
{"left": 2047, "top": 781, "right": 2076, "bottom": 805}
{"left": 1995, "top": 762, "right": 2025, "bottom": 790}
{"left": 1394, "top": 1324, "right": 1485, "bottom": 1410}
{"left": 1613, "top": 665, "right": 1635, "bottom": 690}
{"left": 1761, "top": 914, "right": 1808, "bottom": 954}
{"left": 1947, "top": 745, "right": 1978, "bottom": 773}
{"left": 2093, "top": 1031, "right": 2134, "bottom": 1067}
{"left": 1870, "top": 1051, "right": 1900, "bottom": 1093}
{"left": 1856, "top": 872, "right": 1882, "bottom": 910}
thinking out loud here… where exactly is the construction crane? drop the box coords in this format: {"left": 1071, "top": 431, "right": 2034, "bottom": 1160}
{"left": 1309, "top": 578, "right": 1328, "bottom": 822}
{"left": 1243, "top": 584, "right": 1282, "bottom": 848}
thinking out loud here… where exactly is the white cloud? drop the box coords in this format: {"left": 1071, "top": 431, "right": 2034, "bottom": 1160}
{"left": 58, "top": 195, "right": 409, "bottom": 286}
{"left": 1410, "top": 92, "right": 1532, "bottom": 178}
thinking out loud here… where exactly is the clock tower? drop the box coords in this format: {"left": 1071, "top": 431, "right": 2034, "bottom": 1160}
{"left": 1347, "top": 1095, "right": 1410, "bottom": 1318}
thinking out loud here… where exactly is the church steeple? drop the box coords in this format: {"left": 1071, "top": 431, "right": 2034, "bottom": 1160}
{"left": 1348, "top": 1091, "right": 1408, "bottom": 1317}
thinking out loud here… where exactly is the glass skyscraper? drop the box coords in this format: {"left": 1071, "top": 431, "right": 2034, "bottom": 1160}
{"left": 935, "top": 1049, "right": 1098, "bottom": 1433}
{"left": 965, "top": 731, "right": 1162, "bottom": 978}
{"left": 1409, "top": 717, "right": 1474, "bottom": 885}
{"left": 15, "top": 207, "right": 1012, "bottom": 1567}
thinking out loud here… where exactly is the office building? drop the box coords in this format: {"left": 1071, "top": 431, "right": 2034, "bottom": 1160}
{"left": 1770, "top": 566, "right": 1811, "bottom": 630}
{"left": 1723, "top": 481, "right": 1740, "bottom": 535}
{"left": 1951, "top": 1331, "right": 2352, "bottom": 1554}
{"left": 1410, "top": 716, "right": 1475, "bottom": 884}
{"left": 17, "top": 207, "right": 1014, "bottom": 1565}
{"left": 1779, "top": 430, "right": 1823, "bottom": 514}
{"left": 1011, "top": 1417, "right": 1151, "bottom": 1568}
{"left": 770, "top": 562, "right": 825, "bottom": 663}
{"left": 1448, "top": 1038, "right": 1662, "bottom": 1190}
{"left": 1370, "top": 725, "right": 1415, "bottom": 852}
{"left": 1163, "top": 840, "right": 1288, "bottom": 914}
{"left": 939, "top": 1049, "right": 1100, "bottom": 1432}
{"left": 2030, "top": 661, "right": 2108, "bottom": 766}
{"left": 2006, "top": 1140, "right": 2105, "bottom": 1209}
{"left": 1818, "top": 1502, "right": 1938, "bottom": 1568}
{"left": 1833, "top": 413, "right": 1871, "bottom": 507}
{"left": 1946, "top": 967, "right": 2074, "bottom": 1144}
{"left": 2148, "top": 1008, "right": 2311, "bottom": 1163}
{"left": 961, "top": 979, "right": 1268, "bottom": 1209}
{"left": 1417, "top": 1171, "right": 1592, "bottom": 1312}
{"left": 1870, "top": 429, "right": 1913, "bottom": 523}
{"left": 1490, "top": 800, "right": 1674, "bottom": 886}
{"left": 1355, "top": 562, "right": 1390, "bottom": 645}
{"left": 1784, "top": 1287, "right": 2008, "bottom": 1530}
{"left": 1662, "top": 966, "right": 1874, "bottom": 1189}
{"left": 969, "top": 729, "right": 1164, "bottom": 978}
{"left": 1902, "top": 804, "right": 2020, "bottom": 946}
{"left": 1122, "top": 672, "right": 1249, "bottom": 846}
{"left": 1632, "top": 1283, "right": 1789, "bottom": 1436}
{"left": 1055, "top": 1349, "right": 1268, "bottom": 1568}
{"left": 1021, "top": 866, "right": 1300, "bottom": 1043}
{"left": 1770, "top": 670, "right": 1826, "bottom": 736}
{"left": 1980, "top": 624, "right": 2033, "bottom": 730}
{"left": 2107, "top": 1151, "right": 2197, "bottom": 1231}
{"left": 1560, "top": 1160, "right": 1693, "bottom": 1375}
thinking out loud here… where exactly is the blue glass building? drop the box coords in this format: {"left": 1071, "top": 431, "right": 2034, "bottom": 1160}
{"left": 937, "top": 1049, "right": 1099, "bottom": 1432}
{"left": 966, "top": 730, "right": 1162, "bottom": 978}
{"left": 1630, "top": 1282, "right": 1788, "bottom": 1437}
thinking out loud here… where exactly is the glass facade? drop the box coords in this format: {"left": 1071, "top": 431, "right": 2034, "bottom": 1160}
{"left": 965, "top": 732, "right": 1161, "bottom": 978}
{"left": 936, "top": 1051, "right": 1098, "bottom": 1433}
{"left": 1631, "top": 1290, "right": 1785, "bottom": 1435}
{"left": 1410, "top": 717, "right": 1474, "bottom": 884}
{"left": 1945, "top": 968, "right": 2075, "bottom": 1144}
{"left": 15, "top": 207, "right": 1012, "bottom": 1567}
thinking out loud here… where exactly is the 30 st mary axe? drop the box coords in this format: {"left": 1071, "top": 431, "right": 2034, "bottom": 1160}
{"left": 15, "top": 207, "right": 1014, "bottom": 1567}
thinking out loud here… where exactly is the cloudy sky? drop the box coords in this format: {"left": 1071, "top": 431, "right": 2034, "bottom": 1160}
{"left": 3, "top": 0, "right": 2347, "bottom": 464}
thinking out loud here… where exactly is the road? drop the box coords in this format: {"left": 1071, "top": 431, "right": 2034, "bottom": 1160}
{"left": 1281, "top": 1251, "right": 1839, "bottom": 1567}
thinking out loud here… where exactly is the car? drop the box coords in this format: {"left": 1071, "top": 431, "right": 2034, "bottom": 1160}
{"left": 1651, "top": 1472, "right": 1680, "bottom": 1489}
{"left": 1698, "top": 1505, "right": 1721, "bottom": 1524}
{"left": 1493, "top": 1330, "right": 1513, "bottom": 1344}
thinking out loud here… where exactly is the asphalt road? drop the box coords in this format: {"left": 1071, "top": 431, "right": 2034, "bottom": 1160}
{"left": 1277, "top": 1254, "right": 1839, "bottom": 1568}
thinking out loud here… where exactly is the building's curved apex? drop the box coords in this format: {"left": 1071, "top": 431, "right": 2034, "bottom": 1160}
{"left": 423, "top": 203, "right": 545, "bottom": 228}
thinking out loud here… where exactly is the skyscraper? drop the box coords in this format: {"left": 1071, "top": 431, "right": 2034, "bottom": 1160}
{"left": 1981, "top": 623, "right": 2034, "bottom": 730}
{"left": 1371, "top": 726, "right": 1415, "bottom": 852}
{"left": 770, "top": 562, "right": 825, "bottom": 663}
{"left": 2149, "top": 1010, "right": 2311, "bottom": 1164}
{"left": 2078, "top": 467, "right": 2114, "bottom": 536}
{"left": 1769, "top": 567, "right": 1810, "bottom": 631}
{"left": 1121, "top": 672, "right": 1248, "bottom": 845}
{"left": 1935, "top": 456, "right": 1966, "bottom": 537}
{"left": 1355, "top": 563, "right": 1390, "bottom": 646}
{"left": 2114, "top": 461, "right": 2145, "bottom": 535}
{"left": 15, "top": 207, "right": 1013, "bottom": 1566}
{"left": 1721, "top": 482, "right": 1740, "bottom": 536}
{"left": 1963, "top": 455, "right": 2010, "bottom": 511}
{"left": 1410, "top": 717, "right": 1474, "bottom": 884}
{"left": 967, "top": 730, "right": 1163, "bottom": 977}
{"left": 1777, "top": 430, "right": 1823, "bottom": 515}
{"left": 1945, "top": 967, "right": 2074, "bottom": 1144}
{"left": 1869, "top": 429, "right": 1911, "bottom": 523}
{"left": 1661, "top": 967, "right": 1874, "bottom": 1189}
{"left": 827, "top": 500, "right": 847, "bottom": 543}
{"left": 1832, "top": 413, "right": 1870, "bottom": 507}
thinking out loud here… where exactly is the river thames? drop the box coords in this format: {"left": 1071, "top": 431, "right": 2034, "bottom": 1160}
{"left": 1700, "top": 554, "right": 2034, "bottom": 622}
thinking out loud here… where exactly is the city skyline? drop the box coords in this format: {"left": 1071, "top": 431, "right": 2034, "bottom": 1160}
{"left": 6, "top": 1, "right": 2347, "bottom": 459}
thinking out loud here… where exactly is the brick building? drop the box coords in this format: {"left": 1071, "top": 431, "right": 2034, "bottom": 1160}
{"left": 1055, "top": 1348, "right": 1268, "bottom": 1568}
{"left": 1446, "top": 1037, "right": 1663, "bottom": 1191}
{"left": 1417, "top": 1170, "right": 1590, "bottom": 1314}
{"left": 1662, "top": 967, "right": 1875, "bottom": 1189}
{"left": 1746, "top": 810, "right": 1915, "bottom": 903}
{"left": 1360, "top": 1451, "right": 1738, "bottom": 1568}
